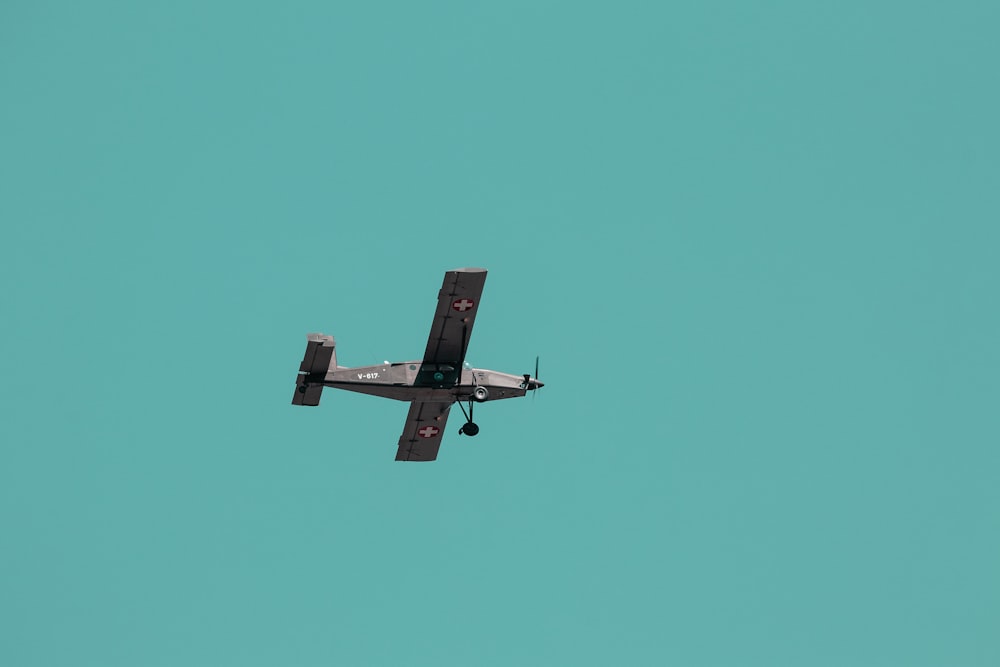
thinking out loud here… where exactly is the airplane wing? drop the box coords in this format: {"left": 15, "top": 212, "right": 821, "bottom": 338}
{"left": 422, "top": 267, "right": 487, "bottom": 367}
{"left": 395, "top": 401, "right": 454, "bottom": 462}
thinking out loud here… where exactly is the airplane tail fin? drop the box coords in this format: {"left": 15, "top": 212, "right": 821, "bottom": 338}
{"left": 292, "top": 333, "right": 337, "bottom": 406}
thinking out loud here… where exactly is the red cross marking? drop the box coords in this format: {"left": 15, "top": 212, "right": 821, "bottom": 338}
{"left": 417, "top": 425, "right": 440, "bottom": 438}
{"left": 452, "top": 298, "right": 475, "bottom": 312}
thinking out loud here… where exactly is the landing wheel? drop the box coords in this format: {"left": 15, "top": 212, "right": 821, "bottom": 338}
{"left": 456, "top": 399, "right": 481, "bottom": 437}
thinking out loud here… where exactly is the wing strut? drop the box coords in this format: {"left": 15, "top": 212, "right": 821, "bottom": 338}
{"left": 457, "top": 324, "right": 468, "bottom": 373}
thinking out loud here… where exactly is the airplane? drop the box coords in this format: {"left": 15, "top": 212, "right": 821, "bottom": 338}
{"left": 291, "top": 267, "right": 543, "bottom": 461}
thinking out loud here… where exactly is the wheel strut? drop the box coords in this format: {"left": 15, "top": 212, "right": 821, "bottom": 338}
{"left": 457, "top": 396, "right": 479, "bottom": 436}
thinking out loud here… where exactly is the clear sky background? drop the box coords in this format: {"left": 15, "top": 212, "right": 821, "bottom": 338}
{"left": 2, "top": 2, "right": 998, "bottom": 665}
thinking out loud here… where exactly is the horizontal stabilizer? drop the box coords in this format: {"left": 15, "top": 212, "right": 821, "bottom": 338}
{"left": 292, "top": 333, "right": 336, "bottom": 406}
{"left": 299, "top": 333, "right": 336, "bottom": 374}
{"left": 292, "top": 381, "right": 323, "bottom": 406}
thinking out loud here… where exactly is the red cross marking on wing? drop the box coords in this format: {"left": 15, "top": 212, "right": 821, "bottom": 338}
{"left": 417, "top": 425, "right": 440, "bottom": 438}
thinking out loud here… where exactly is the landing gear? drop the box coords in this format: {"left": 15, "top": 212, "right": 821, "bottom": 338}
{"left": 457, "top": 393, "right": 482, "bottom": 437}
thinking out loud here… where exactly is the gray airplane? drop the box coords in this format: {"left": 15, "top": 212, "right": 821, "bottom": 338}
{"left": 291, "top": 267, "right": 543, "bottom": 461}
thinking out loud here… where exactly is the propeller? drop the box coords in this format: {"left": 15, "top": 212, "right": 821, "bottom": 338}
{"left": 523, "top": 355, "right": 542, "bottom": 400}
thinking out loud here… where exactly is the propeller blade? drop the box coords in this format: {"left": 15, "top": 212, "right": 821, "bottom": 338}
{"left": 531, "top": 355, "right": 542, "bottom": 401}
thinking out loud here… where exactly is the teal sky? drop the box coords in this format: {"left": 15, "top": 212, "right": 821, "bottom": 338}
{"left": 2, "top": 2, "right": 998, "bottom": 665}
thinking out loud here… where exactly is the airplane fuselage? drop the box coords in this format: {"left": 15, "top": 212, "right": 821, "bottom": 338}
{"left": 317, "top": 362, "right": 535, "bottom": 403}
